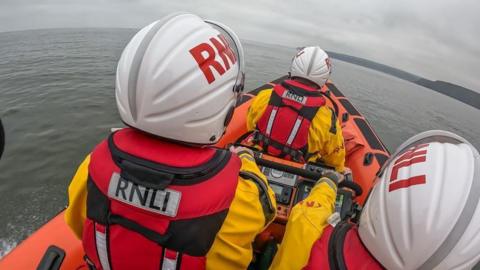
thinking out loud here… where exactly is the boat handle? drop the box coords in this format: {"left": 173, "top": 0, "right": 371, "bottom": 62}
{"left": 36, "top": 245, "right": 66, "bottom": 270}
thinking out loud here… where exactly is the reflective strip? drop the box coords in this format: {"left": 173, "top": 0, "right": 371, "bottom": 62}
{"left": 95, "top": 229, "right": 111, "bottom": 270}
{"left": 162, "top": 252, "right": 178, "bottom": 270}
{"left": 266, "top": 107, "right": 278, "bottom": 136}
{"left": 286, "top": 117, "right": 303, "bottom": 146}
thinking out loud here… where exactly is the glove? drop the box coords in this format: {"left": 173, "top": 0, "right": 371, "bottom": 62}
{"left": 338, "top": 181, "right": 363, "bottom": 197}
{"left": 229, "top": 145, "right": 255, "bottom": 159}
{"left": 321, "top": 170, "right": 344, "bottom": 184}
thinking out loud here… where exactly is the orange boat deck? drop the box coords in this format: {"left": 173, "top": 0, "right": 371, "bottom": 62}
{"left": 0, "top": 77, "right": 389, "bottom": 270}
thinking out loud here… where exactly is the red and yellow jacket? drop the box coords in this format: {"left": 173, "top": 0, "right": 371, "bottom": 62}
{"left": 65, "top": 129, "right": 276, "bottom": 270}
{"left": 270, "top": 178, "right": 337, "bottom": 270}
{"left": 247, "top": 85, "right": 346, "bottom": 172}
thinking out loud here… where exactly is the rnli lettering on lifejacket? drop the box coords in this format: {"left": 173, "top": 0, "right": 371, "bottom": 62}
{"left": 283, "top": 90, "right": 307, "bottom": 104}
{"left": 107, "top": 173, "right": 181, "bottom": 217}
{"left": 189, "top": 34, "right": 237, "bottom": 84}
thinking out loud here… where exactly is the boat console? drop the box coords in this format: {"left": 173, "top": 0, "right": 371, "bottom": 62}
{"left": 252, "top": 152, "right": 330, "bottom": 222}
{"left": 250, "top": 151, "right": 361, "bottom": 249}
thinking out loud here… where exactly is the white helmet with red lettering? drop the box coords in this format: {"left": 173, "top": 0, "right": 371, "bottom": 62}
{"left": 115, "top": 13, "right": 245, "bottom": 144}
{"left": 359, "top": 130, "right": 480, "bottom": 270}
{"left": 290, "top": 46, "right": 331, "bottom": 88}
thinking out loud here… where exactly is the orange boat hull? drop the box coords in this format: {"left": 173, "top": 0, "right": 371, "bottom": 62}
{"left": 0, "top": 77, "right": 389, "bottom": 269}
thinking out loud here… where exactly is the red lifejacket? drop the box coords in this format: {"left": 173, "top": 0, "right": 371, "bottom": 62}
{"left": 82, "top": 128, "right": 241, "bottom": 270}
{"left": 303, "top": 222, "right": 384, "bottom": 270}
{"left": 254, "top": 80, "right": 333, "bottom": 162}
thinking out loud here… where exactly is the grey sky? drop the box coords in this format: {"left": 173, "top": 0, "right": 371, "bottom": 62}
{"left": 1, "top": 0, "right": 479, "bottom": 90}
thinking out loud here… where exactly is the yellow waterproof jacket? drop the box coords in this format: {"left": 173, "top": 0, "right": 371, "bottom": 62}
{"left": 65, "top": 151, "right": 276, "bottom": 270}
{"left": 270, "top": 179, "right": 337, "bottom": 270}
{"left": 247, "top": 88, "right": 346, "bottom": 172}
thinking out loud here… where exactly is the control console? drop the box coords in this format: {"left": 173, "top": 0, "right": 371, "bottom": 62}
{"left": 261, "top": 167, "right": 297, "bottom": 205}
{"left": 260, "top": 163, "right": 322, "bottom": 221}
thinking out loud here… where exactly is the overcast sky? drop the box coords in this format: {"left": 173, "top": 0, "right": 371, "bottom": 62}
{"left": 1, "top": 0, "right": 479, "bottom": 90}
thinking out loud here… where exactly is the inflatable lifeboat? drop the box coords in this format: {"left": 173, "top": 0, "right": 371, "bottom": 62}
{"left": 0, "top": 76, "right": 389, "bottom": 270}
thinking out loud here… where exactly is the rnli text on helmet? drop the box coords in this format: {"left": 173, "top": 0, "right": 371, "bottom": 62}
{"left": 189, "top": 34, "right": 237, "bottom": 84}
{"left": 389, "top": 143, "right": 428, "bottom": 192}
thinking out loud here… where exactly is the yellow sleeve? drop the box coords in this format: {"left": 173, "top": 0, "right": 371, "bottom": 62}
{"left": 206, "top": 153, "right": 277, "bottom": 270}
{"left": 64, "top": 155, "right": 90, "bottom": 239}
{"left": 270, "top": 179, "right": 337, "bottom": 270}
{"left": 246, "top": 89, "right": 273, "bottom": 132}
{"left": 307, "top": 106, "right": 346, "bottom": 172}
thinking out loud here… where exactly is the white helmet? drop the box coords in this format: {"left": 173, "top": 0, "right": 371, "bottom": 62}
{"left": 290, "top": 46, "right": 331, "bottom": 88}
{"left": 359, "top": 130, "right": 480, "bottom": 270}
{"left": 115, "top": 13, "right": 245, "bottom": 144}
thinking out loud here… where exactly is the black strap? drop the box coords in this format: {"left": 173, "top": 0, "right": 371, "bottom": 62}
{"left": 109, "top": 214, "right": 171, "bottom": 245}
{"left": 252, "top": 132, "right": 306, "bottom": 162}
{"left": 108, "top": 132, "right": 231, "bottom": 185}
{"left": 120, "top": 159, "right": 175, "bottom": 190}
{"left": 304, "top": 150, "right": 319, "bottom": 162}
{"left": 159, "top": 247, "right": 166, "bottom": 270}
{"left": 175, "top": 253, "right": 183, "bottom": 270}
{"left": 328, "top": 222, "right": 352, "bottom": 270}
{"left": 329, "top": 107, "right": 337, "bottom": 135}
{"left": 87, "top": 177, "right": 110, "bottom": 225}
{"left": 299, "top": 105, "right": 321, "bottom": 121}
{"left": 321, "top": 90, "right": 340, "bottom": 118}
{"left": 83, "top": 255, "right": 96, "bottom": 270}
{"left": 239, "top": 171, "right": 276, "bottom": 225}
{"left": 257, "top": 131, "right": 270, "bottom": 154}
{"left": 328, "top": 225, "right": 339, "bottom": 270}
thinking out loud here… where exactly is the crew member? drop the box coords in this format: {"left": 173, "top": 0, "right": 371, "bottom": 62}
{"left": 65, "top": 13, "right": 276, "bottom": 270}
{"left": 246, "top": 46, "right": 345, "bottom": 171}
{"left": 271, "top": 130, "right": 480, "bottom": 269}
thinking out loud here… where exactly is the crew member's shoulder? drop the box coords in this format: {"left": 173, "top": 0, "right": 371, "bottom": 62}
{"left": 256, "top": 87, "right": 274, "bottom": 98}
{"left": 313, "top": 105, "right": 335, "bottom": 122}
